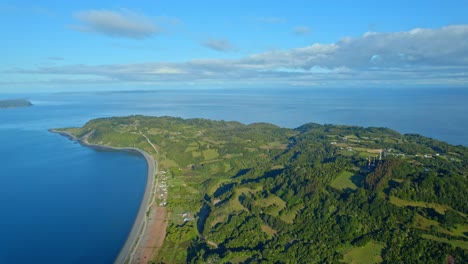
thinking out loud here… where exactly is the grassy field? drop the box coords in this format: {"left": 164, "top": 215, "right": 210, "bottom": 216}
{"left": 261, "top": 224, "right": 277, "bottom": 238}
{"left": 389, "top": 196, "right": 453, "bottom": 215}
{"left": 343, "top": 240, "right": 384, "bottom": 264}
{"left": 259, "top": 141, "right": 288, "bottom": 150}
{"left": 228, "top": 256, "right": 250, "bottom": 264}
{"left": 184, "top": 146, "right": 198, "bottom": 152}
{"left": 208, "top": 187, "right": 256, "bottom": 229}
{"left": 330, "top": 171, "right": 357, "bottom": 190}
{"left": 207, "top": 179, "right": 228, "bottom": 196}
{"left": 210, "top": 214, "right": 227, "bottom": 228}
{"left": 155, "top": 241, "right": 190, "bottom": 263}
{"left": 254, "top": 195, "right": 286, "bottom": 217}
{"left": 217, "top": 187, "right": 253, "bottom": 213}
{"left": 280, "top": 204, "right": 304, "bottom": 224}
{"left": 411, "top": 214, "right": 468, "bottom": 239}
{"left": 159, "top": 159, "right": 179, "bottom": 169}
{"left": 413, "top": 214, "right": 450, "bottom": 234}
{"left": 202, "top": 149, "right": 220, "bottom": 160}
{"left": 422, "top": 234, "right": 468, "bottom": 250}
{"left": 451, "top": 224, "right": 468, "bottom": 238}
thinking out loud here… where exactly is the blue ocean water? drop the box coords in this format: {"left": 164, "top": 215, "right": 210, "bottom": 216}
{"left": 0, "top": 88, "right": 466, "bottom": 263}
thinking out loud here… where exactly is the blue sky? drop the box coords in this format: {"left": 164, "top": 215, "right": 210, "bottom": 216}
{"left": 1, "top": 0, "right": 468, "bottom": 92}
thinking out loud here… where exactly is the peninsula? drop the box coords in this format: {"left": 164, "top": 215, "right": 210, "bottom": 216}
{"left": 0, "top": 99, "right": 32, "bottom": 109}
{"left": 55, "top": 116, "right": 468, "bottom": 263}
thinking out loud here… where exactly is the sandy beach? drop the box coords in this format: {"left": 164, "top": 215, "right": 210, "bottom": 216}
{"left": 50, "top": 129, "right": 157, "bottom": 264}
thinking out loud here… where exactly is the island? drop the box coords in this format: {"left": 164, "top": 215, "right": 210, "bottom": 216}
{"left": 54, "top": 116, "right": 468, "bottom": 263}
{"left": 0, "top": 99, "right": 33, "bottom": 109}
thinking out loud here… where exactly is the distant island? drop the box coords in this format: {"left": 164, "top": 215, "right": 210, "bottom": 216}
{"left": 0, "top": 99, "right": 32, "bottom": 109}
{"left": 54, "top": 116, "right": 468, "bottom": 263}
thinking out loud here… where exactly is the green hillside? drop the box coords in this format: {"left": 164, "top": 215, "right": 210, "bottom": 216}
{"left": 60, "top": 116, "right": 468, "bottom": 263}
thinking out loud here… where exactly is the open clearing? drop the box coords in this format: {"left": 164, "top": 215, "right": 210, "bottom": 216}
{"left": 390, "top": 196, "right": 458, "bottom": 215}
{"left": 331, "top": 171, "right": 357, "bottom": 190}
{"left": 422, "top": 234, "right": 468, "bottom": 250}
{"left": 343, "top": 240, "right": 384, "bottom": 264}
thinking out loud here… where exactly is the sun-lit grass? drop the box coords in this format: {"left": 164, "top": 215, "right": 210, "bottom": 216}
{"left": 343, "top": 240, "right": 384, "bottom": 264}
{"left": 206, "top": 178, "right": 232, "bottom": 196}
{"left": 255, "top": 195, "right": 286, "bottom": 217}
{"left": 210, "top": 214, "right": 227, "bottom": 228}
{"left": 155, "top": 240, "right": 190, "bottom": 263}
{"left": 228, "top": 256, "right": 250, "bottom": 264}
{"left": 331, "top": 171, "right": 357, "bottom": 190}
{"left": 412, "top": 214, "right": 468, "bottom": 239}
{"left": 412, "top": 214, "right": 458, "bottom": 237}
{"left": 202, "top": 149, "right": 219, "bottom": 160}
{"left": 261, "top": 224, "right": 277, "bottom": 238}
{"left": 159, "top": 159, "right": 179, "bottom": 169}
{"left": 280, "top": 204, "right": 304, "bottom": 224}
{"left": 421, "top": 234, "right": 468, "bottom": 250}
{"left": 214, "top": 187, "right": 262, "bottom": 214}
{"left": 345, "top": 134, "right": 359, "bottom": 139}
{"left": 208, "top": 187, "right": 259, "bottom": 230}
{"left": 390, "top": 196, "right": 454, "bottom": 215}
{"left": 259, "top": 141, "right": 288, "bottom": 150}
{"left": 451, "top": 224, "right": 468, "bottom": 238}
{"left": 338, "top": 150, "right": 355, "bottom": 156}
{"left": 223, "top": 162, "right": 232, "bottom": 173}
{"left": 184, "top": 146, "right": 198, "bottom": 152}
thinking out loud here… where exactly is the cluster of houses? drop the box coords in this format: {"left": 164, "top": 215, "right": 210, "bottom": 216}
{"left": 182, "top": 212, "right": 192, "bottom": 222}
{"left": 158, "top": 171, "right": 168, "bottom": 207}
{"left": 155, "top": 170, "right": 193, "bottom": 223}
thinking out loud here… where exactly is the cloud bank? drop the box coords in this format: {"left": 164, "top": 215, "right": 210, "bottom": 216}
{"left": 70, "top": 9, "right": 159, "bottom": 39}
{"left": 6, "top": 25, "right": 468, "bottom": 88}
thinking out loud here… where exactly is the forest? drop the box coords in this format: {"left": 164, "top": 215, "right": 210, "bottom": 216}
{"left": 61, "top": 116, "right": 468, "bottom": 263}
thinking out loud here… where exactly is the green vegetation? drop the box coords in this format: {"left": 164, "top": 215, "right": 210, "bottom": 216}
{"left": 422, "top": 234, "right": 468, "bottom": 251}
{"left": 60, "top": 116, "right": 468, "bottom": 263}
{"left": 331, "top": 171, "right": 357, "bottom": 190}
{"left": 390, "top": 196, "right": 454, "bottom": 215}
{"left": 202, "top": 149, "right": 219, "bottom": 160}
{"left": 343, "top": 240, "right": 384, "bottom": 264}
{"left": 0, "top": 99, "right": 32, "bottom": 109}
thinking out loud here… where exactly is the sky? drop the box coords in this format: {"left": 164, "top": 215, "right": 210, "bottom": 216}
{"left": 1, "top": 0, "right": 468, "bottom": 92}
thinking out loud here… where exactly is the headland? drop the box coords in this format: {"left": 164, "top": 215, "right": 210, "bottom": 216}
{"left": 0, "top": 99, "right": 33, "bottom": 109}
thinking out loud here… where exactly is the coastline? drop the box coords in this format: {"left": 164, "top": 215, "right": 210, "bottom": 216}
{"left": 49, "top": 129, "right": 156, "bottom": 264}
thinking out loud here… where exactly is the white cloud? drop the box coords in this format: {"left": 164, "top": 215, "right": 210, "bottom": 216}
{"left": 243, "top": 25, "right": 468, "bottom": 69}
{"left": 70, "top": 9, "right": 160, "bottom": 39}
{"left": 202, "top": 39, "right": 235, "bottom": 52}
{"left": 5, "top": 25, "right": 468, "bottom": 88}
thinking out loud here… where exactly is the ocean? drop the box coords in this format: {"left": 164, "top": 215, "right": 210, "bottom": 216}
{"left": 0, "top": 87, "right": 467, "bottom": 263}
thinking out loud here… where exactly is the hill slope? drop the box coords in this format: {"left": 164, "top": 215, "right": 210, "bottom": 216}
{"left": 59, "top": 116, "right": 468, "bottom": 263}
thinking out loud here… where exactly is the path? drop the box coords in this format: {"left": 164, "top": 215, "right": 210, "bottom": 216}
{"left": 127, "top": 130, "right": 168, "bottom": 264}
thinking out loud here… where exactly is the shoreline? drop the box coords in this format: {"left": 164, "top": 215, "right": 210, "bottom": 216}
{"left": 49, "top": 129, "right": 156, "bottom": 264}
